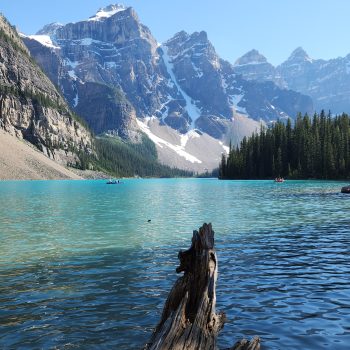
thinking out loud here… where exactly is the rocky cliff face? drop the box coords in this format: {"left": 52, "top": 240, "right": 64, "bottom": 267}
{"left": 235, "top": 47, "right": 350, "bottom": 114}
{"left": 0, "top": 15, "right": 92, "bottom": 165}
{"left": 162, "top": 30, "right": 232, "bottom": 128}
{"left": 233, "top": 49, "right": 286, "bottom": 88}
{"left": 163, "top": 31, "right": 313, "bottom": 131}
{"left": 74, "top": 82, "right": 137, "bottom": 137}
{"left": 24, "top": 4, "right": 313, "bottom": 142}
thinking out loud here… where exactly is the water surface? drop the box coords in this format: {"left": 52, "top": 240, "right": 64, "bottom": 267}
{"left": 0, "top": 179, "right": 349, "bottom": 349}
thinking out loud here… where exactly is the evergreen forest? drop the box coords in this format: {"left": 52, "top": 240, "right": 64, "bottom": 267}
{"left": 79, "top": 134, "right": 193, "bottom": 178}
{"left": 219, "top": 111, "right": 350, "bottom": 180}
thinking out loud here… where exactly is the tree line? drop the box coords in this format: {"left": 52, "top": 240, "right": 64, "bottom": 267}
{"left": 78, "top": 134, "right": 193, "bottom": 178}
{"left": 219, "top": 111, "right": 350, "bottom": 180}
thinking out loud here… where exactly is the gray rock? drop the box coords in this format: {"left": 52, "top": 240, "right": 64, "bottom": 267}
{"left": 234, "top": 49, "right": 287, "bottom": 88}
{"left": 36, "top": 22, "right": 63, "bottom": 36}
{"left": 0, "top": 15, "right": 92, "bottom": 165}
{"left": 341, "top": 186, "right": 350, "bottom": 194}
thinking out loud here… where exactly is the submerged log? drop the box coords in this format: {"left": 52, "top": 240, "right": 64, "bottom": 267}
{"left": 144, "top": 223, "right": 260, "bottom": 350}
{"left": 341, "top": 185, "right": 350, "bottom": 193}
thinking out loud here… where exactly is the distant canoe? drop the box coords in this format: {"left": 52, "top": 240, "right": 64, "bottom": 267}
{"left": 341, "top": 185, "right": 350, "bottom": 193}
{"left": 106, "top": 179, "right": 122, "bottom": 185}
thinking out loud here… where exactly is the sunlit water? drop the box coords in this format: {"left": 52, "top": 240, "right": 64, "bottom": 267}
{"left": 0, "top": 179, "right": 349, "bottom": 349}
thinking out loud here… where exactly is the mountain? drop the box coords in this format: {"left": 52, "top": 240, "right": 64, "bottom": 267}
{"left": 162, "top": 31, "right": 312, "bottom": 128}
{"left": 233, "top": 49, "right": 286, "bottom": 88}
{"left": 22, "top": 4, "right": 313, "bottom": 171}
{"left": 235, "top": 47, "right": 350, "bottom": 115}
{"left": 278, "top": 48, "right": 350, "bottom": 114}
{"left": 0, "top": 15, "right": 92, "bottom": 167}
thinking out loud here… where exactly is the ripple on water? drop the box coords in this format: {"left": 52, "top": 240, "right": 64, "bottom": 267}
{"left": 0, "top": 179, "right": 350, "bottom": 349}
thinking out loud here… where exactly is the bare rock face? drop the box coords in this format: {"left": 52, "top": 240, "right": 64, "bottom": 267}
{"left": 20, "top": 37, "right": 62, "bottom": 88}
{"left": 36, "top": 22, "right": 63, "bottom": 36}
{"left": 277, "top": 47, "right": 316, "bottom": 94}
{"left": 234, "top": 49, "right": 286, "bottom": 88}
{"left": 0, "top": 15, "right": 92, "bottom": 165}
{"left": 162, "top": 31, "right": 232, "bottom": 122}
{"left": 74, "top": 82, "right": 138, "bottom": 138}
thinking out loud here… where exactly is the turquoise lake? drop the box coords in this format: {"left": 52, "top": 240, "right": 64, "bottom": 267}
{"left": 0, "top": 179, "right": 350, "bottom": 349}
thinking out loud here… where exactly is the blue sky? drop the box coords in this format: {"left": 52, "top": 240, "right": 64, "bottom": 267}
{"left": 1, "top": 0, "right": 349, "bottom": 65}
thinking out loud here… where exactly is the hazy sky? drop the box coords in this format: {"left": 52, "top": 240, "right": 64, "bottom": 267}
{"left": 1, "top": 0, "right": 349, "bottom": 65}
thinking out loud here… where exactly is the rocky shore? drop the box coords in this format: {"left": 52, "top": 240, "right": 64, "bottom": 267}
{"left": 0, "top": 130, "right": 81, "bottom": 180}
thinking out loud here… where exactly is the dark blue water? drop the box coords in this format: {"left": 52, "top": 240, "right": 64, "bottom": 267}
{"left": 0, "top": 179, "right": 349, "bottom": 349}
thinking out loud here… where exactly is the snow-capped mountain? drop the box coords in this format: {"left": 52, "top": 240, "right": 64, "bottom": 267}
{"left": 234, "top": 47, "right": 350, "bottom": 114}
{"left": 22, "top": 4, "right": 313, "bottom": 170}
{"left": 162, "top": 31, "right": 312, "bottom": 129}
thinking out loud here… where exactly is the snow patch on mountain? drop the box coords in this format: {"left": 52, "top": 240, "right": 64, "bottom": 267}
{"left": 137, "top": 117, "right": 202, "bottom": 164}
{"left": 161, "top": 45, "right": 201, "bottom": 129}
{"left": 88, "top": 4, "right": 126, "bottom": 21}
{"left": 105, "top": 61, "right": 117, "bottom": 69}
{"left": 219, "top": 141, "right": 229, "bottom": 154}
{"left": 73, "top": 92, "right": 79, "bottom": 107}
{"left": 63, "top": 58, "right": 79, "bottom": 69}
{"left": 235, "top": 61, "right": 267, "bottom": 67}
{"left": 157, "top": 96, "right": 173, "bottom": 122}
{"left": 68, "top": 70, "right": 78, "bottom": 80}
{"left": 180, "top": 129, "right": 200, "bottom": 148}
{"left": 192, "top": 62, "right": 203, "bottom": 78}
{"left": 23, "top": 34, "right": 60, "bottom": 49}
{"left": 229, "top": 94, "right": 247, "bottom": 114}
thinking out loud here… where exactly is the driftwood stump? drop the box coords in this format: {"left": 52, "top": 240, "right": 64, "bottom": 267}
{"left": 144, "top": 223, "right": 260, "bottom": 350}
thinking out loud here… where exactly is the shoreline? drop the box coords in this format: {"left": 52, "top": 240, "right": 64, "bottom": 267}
{"left": 0, "top": 130, "right": 112, "bottom": 181}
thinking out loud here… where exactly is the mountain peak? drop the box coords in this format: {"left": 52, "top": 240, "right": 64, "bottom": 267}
{"left": 165, "top": 30, "right": 211, "bottom": 49}
{"left": 36, "top": 22, "right": 63, "bottom": 36}
{"left": 287, "top": 47, "right": 312, "bottom": 62}
{"left": 88, "top": 4, "right": 127, "bottom": 21}
{"left": 234, "top": 49, "right": 268, "bottom": 66}
{"left": 171, "top": 30, "right": 189, "bottom": 40}
{"left": 192, "top": 30, "right": 208, "bottom": 41}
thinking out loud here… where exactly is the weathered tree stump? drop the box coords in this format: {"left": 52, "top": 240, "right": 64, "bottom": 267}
{"left": 144, "top": 223, "right": 260, "bottom": 350}
{"left": 341, "top": 185, "right": 350, "bottom": 193}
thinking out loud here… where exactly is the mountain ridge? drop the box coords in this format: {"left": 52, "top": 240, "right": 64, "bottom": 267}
{"left": 235, "top": 46, "right": 350, "bottom": 114}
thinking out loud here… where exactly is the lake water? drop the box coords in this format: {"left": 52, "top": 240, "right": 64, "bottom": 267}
{"left": 0, "top": 179, "right": 349, "bottom": 349}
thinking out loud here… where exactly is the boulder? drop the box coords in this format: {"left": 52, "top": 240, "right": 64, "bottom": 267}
{"left": 341, "top": 185, "right": 350, "bottom": 194}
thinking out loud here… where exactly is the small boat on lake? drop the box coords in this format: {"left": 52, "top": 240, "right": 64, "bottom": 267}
{"left": 274, "top": 177, "right": 284, "bottom": 183}
{"left": 106, "top": 179, "right": 121, "bottom": 184}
